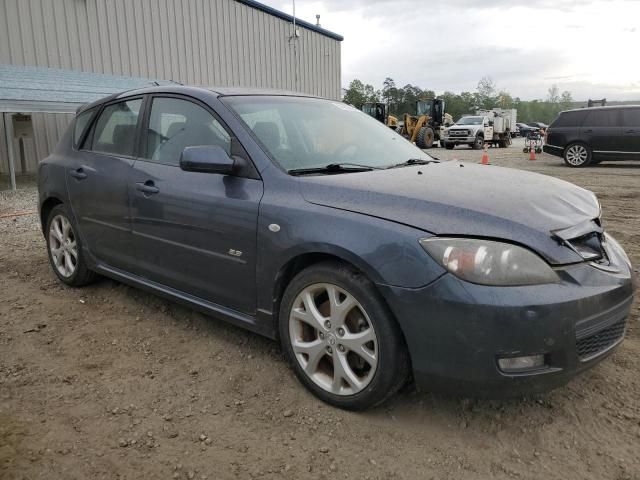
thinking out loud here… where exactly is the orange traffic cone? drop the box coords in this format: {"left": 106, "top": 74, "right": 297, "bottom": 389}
{"left": 529, "top": 146, "right": 536, "bottom": 161}
{"left": 480, "top": 144, "right": 490, "bottom": 165}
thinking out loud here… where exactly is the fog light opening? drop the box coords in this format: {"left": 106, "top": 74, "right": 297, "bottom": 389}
{"left": 498, "top": 354, "right": 546, "bottom": 373}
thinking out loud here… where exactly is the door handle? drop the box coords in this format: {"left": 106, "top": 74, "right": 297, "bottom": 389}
{"left": 69, "top": 168, "right": 87, "bottom": 180}
{"left": 583, "top": 129, "right": 593, "bottom": 133}
{"left": 135, "top": 180, "right": 159, "bottom": 195}
{"left": 625, "top": 129, "right": 636, "bottom": 134}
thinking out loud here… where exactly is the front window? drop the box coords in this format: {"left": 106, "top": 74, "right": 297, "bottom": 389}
{"left": 143, "top": 97, "right": 231, "bottom": 166}
{"left": 222, "top": 96, "right": 432, "bottom": 172}
{"left": 456, "top": 116, "right": 483, "bottom": 125}
{"left": 416, "top": 101, "right": 432, "bottom": 117}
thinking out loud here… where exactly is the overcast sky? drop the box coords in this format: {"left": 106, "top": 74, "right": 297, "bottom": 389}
{"left": 262, "top": 0, "right": 640, "bottom": 100}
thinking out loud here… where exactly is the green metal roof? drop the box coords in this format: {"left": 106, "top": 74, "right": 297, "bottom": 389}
{"left": 0, "top": 64, "right": 173, "bottom": 113}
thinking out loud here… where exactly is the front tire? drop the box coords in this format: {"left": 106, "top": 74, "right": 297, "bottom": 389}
{"left": 563, "top": 142, "right": 591, "bottom": 167}
{"left": 416, "top": 126, "right": 435, "bottom": 149}
{"left": 46, "top": 204, "right": 98, "bottom": 287}
{"left": 444, "top": 142, "right": 455, "bottom": 150}
{"left": 279, "top": 262, "right": 409, "bottom": 410}
{"left": 472, "top": 134, "right": 484, "bottom": 149}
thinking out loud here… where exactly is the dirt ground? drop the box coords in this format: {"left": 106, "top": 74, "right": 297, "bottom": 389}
{"left": 1, "top": 137, "right": 639, "bottom": 480}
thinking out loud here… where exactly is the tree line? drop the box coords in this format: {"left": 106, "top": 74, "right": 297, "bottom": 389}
{"left": 343, "top": 77, "right": 575, "bottom": 124}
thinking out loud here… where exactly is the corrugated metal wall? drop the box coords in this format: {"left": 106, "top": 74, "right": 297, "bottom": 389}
{"left": 0, "top": 113, "right": 74, "bottom": 175}
{"left": 0, "top": 0, "right": 342, "bottom": 99}
{"left": 0, "top": 0, "right": 342, "bottom": 180}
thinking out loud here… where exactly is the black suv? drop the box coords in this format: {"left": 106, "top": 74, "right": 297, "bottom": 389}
{"left": 544, "top": 106, "right": 640, "bottom": 167}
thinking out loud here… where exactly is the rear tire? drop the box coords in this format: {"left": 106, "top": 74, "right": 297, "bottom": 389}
{"left": 46, "top": 204, "right": 98, "bottom": 287}
{"left": 416, "top": 126, "right": 435, "bottom": 149}
{"left": 563, "top": 142, "right": 592, "bottom": 167}
{"left": 279, "top": 262, "right": 410, "bottom": 410}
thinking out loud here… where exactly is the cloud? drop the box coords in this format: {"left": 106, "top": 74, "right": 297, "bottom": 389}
{"left": 264, "top": 0, "right": 640, "bottom": 100}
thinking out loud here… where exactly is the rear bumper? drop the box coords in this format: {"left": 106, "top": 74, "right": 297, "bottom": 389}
{"left": 378, "top": 261, "right": 635, "bottom": 397}
{"left": 543, "top": 144, "right": 564, "bottom": 157}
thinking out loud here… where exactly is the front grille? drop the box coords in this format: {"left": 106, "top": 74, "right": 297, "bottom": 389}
{"left": 576, "top": 319, "right": 626, "bottom": 360}
{"left": 450, "top": 129, "right": 469, "bottom": 136}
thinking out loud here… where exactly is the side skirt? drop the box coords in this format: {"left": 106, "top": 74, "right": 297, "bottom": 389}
{"left": 93, "top": 262, "right": 276, "bottom": 340}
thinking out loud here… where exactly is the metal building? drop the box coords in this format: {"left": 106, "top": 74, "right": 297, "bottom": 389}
{"left": 0, "top": 0, "right": 343, "bottom": 189}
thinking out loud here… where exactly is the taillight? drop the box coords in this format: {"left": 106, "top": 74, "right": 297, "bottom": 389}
{"left": 544, "top": 129, "right": 549, "bottom": 144}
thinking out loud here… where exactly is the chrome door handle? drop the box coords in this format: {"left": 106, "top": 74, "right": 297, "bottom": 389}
{"left": 135, "top": 181, "right": 159, "bottom": 194}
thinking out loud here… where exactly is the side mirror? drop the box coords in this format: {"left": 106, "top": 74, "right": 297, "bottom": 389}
{"left": 180, "top": 145, "right": 235, "bottom": 174}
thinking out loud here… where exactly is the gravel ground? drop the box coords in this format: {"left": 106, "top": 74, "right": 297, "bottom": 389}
{"left": 1, "top": 138, "right": 639, "bottom": 480}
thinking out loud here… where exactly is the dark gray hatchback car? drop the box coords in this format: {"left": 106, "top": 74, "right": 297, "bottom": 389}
{"left": 39, "top": 86, "right": 635, "bottom": 409}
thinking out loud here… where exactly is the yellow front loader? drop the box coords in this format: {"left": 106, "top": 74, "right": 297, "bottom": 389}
{"left": 398, "top": 99, "right": 453, "bottom": 148}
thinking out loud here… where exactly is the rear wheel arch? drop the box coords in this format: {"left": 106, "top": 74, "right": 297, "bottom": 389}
{"left": 40, "top": 197, "right": 64, "bottom": 234}
{"left": 563, "top": 141, "right": 592, "bottom": 167}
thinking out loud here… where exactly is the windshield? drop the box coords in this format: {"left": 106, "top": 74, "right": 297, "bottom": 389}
{"left": 456, "top": 116, "right": 484, "bottom": 125}
{"left": 361, "top": 104, "right": 376, "bottom": 116}
{"left": 416, "top": 102, "right": 432, "bottom": 116}
{"left": 222, "top": 96, "right": 432, "bottom": 172}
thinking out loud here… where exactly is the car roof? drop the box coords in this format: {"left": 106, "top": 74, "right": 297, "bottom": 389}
{"left": 77, "top": 85, "right": 325, "bottom": 114}
{"left": 561, "top": 104, "right": 640, "bottom": 114}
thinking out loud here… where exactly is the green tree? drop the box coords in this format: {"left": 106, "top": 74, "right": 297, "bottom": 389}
{"left": 342, "top": 79, "right": 378, "bottom": 109}
{"left": 547, "top": 84, "right": 560, "bottom": 103}
{"left": 476, "top": 77, "right": 497, "bottom": 109}
{"left": 560, "top": 91, "right": 573, "bottom": 110}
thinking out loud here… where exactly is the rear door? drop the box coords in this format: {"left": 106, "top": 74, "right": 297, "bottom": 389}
{"left": 66, "top": 97, "right": 143, "bottom": 269}
{"left": 129, "top": 95, "right": 263, "bottom": 314}
{"left": 620, "top": 108, "right": 640, "bottom": 158}
{"left": 581, "top": 109, "right": 622, "bottom": 154}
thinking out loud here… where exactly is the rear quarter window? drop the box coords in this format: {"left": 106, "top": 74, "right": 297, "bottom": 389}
{"left": 73, "top": 107, "right": 96, "bottom": 149}
{"left": 550, "top": 111, "right": 586, "bottom": 128}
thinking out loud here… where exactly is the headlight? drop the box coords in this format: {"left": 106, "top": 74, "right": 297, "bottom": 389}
{"left": 419, "top": 238, "right": 559, "bottom": 286}
{"left": 604, "top": 233, "right": 632, "bottom": 269}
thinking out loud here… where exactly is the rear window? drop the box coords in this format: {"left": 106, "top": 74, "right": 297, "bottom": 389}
{"left": 621, "top": 108, "right": 640, "bottom": 126}
{"left": 90, "top": 99, "right": 142, "bottom": 157}
{"left": 550, "top": 111, "right": 586, "bottom": 128}
{"left": 73, "top": 107, "right": 96, "bottom": 148}
{"left": 583, "top": 109, "right": 619, "bottom": 127}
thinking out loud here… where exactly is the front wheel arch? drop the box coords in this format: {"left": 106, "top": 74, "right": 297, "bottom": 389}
{"left": 278, "top": 260, "right": 411, "bottom": 409}
{"left": 272, "top": 251, "right": 382, "bottom": 336}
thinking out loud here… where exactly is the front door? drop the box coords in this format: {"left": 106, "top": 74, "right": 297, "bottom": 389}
{"left": 129, "top": 96, "right": 263, "bottom": 314}
{"left": 66, "top": 98, "right": 143, "bottom": 269}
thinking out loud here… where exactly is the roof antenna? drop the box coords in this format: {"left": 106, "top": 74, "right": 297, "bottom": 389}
{"left": 316, "top": 14, "right": 321, "bottom": 27}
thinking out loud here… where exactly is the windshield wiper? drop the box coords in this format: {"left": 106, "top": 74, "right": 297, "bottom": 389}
{"left": 288, "top": 163, "right": 383, "bottom": 176}
{"left": 386, "top": 158, "right": 439, "bottom": 169}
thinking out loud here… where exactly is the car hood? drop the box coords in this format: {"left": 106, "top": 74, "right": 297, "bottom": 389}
{"left": 299, "top": 161, "right": 600, "bottom": 264}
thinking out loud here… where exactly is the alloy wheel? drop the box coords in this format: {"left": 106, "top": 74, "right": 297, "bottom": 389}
{"left": 49, "top": 214, "right": 78, "bottom": 278}
{"left": 288, "top": 283, "right": 378, "bottom": 396}
{"left": 565, "top": 144, "right": 589, "bottom": 166}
